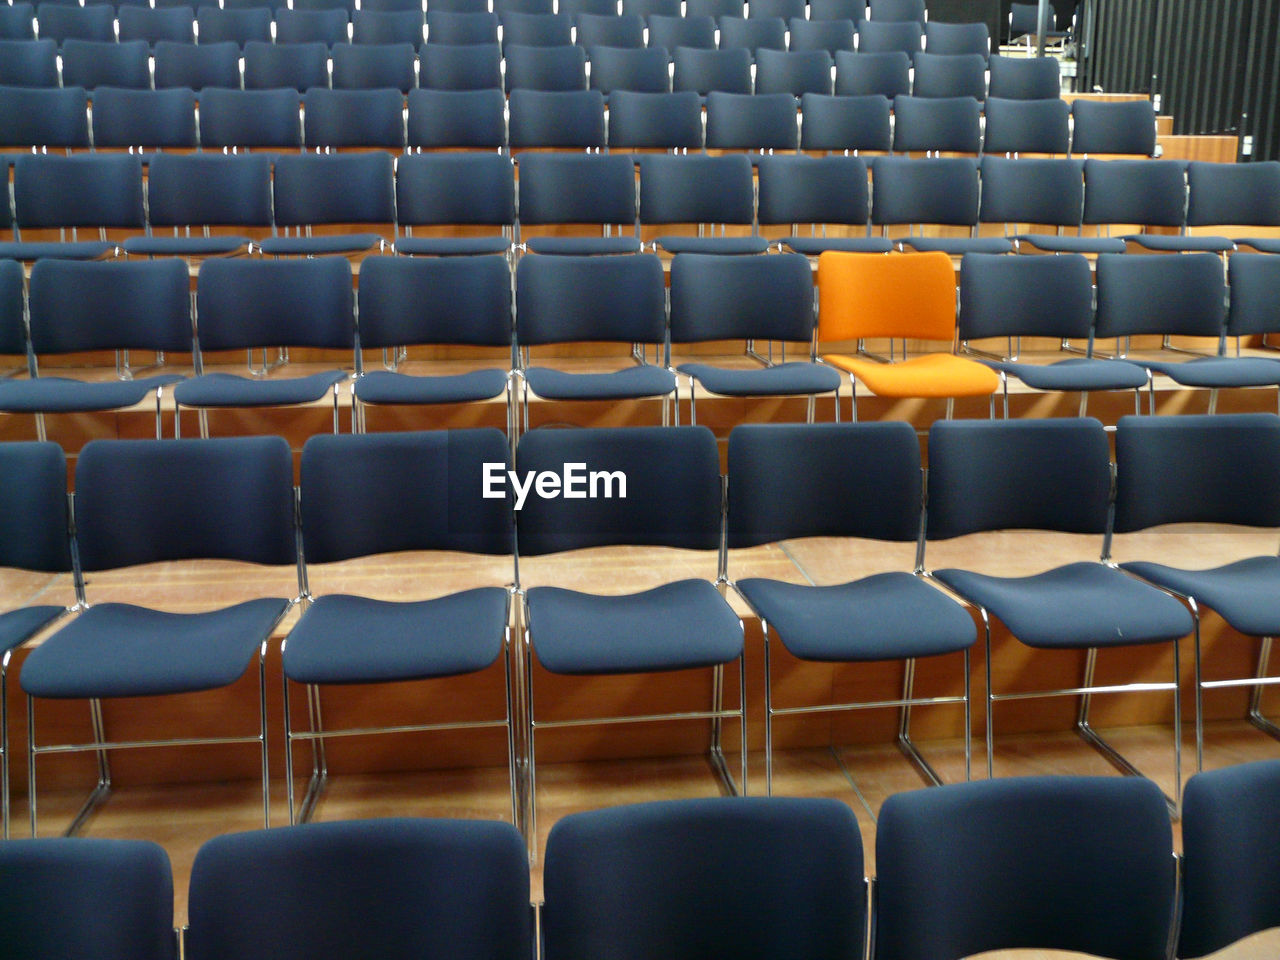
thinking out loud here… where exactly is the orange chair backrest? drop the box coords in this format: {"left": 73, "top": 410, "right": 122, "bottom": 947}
{"left": 817, "top": 251, "right": 957, "bottom": 344}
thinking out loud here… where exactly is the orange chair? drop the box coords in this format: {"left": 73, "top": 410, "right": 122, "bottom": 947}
{"left": 818, "top": 250, "right": 1000, "bottom": 419}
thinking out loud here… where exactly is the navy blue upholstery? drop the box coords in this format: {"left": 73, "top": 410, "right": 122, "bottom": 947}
{"left": 242, "top": 40, "right": 329, "bottom": 91}
{"left": 0, "top": 39, "right": 57, "bottom": 87}
{"left": 119, "top": 5, "right": 195, "bottom": 44}
{"left": 687, "top": 0, "right": 744, "bottom": 18}
{"left": 857, "top": 18, "right": 922, "bottom": 59}
{"left": 753, "top": 155, "right": 872, "bottom": 236}
{"left": 561, "top": 0, "right": 620, "bottom": 15}
{"left": 607, "top": 90, "right": 703, "bottom": 149}
{"left": 809, "top": 0, "right": 863, "bottom": 20}
{"left": 198, "top": 88, "right": 302, "bottom": 149}
{"left": 186, "top": 819, "right": 531, "bottom": 960}
{"left": 987, "top": 53, "right": 1060, "bottom": 99}
{"left": 13, "top": 153, "right": 144, "bottom": 232}
{"left": 705, "top": 91, "right": 799, "bottom": 150}
{"left": 427, "top": 9, "right": 499, "bottom": 43}
{"left": 924, "top": 20, "right": 989, "bottom": 56}
{"left": 980, "top": 157, "right": 1081, "bottom": 229}
{"left": 407, "top": 88, "right": 506, "bottom": 146}
{"left": 891, "top": 95, "right": 982, "bottom": 153}
{"left": 0, "top": 607, "right": 64, "bottom": 656}
{"left": 983, "top": 97, "right": 1070, "bottom": 154}
{"left": 394, "top": 152, "right": 513, "bottom": 252}
{"left": 588, "top": 45, "right": 669, "bottom": 95}
{"left": 417, "top": 43, "right": 503, "bottom": 90}
{"left": 0, "top": 838, "right": 175, "bottom": 960}
{"left": 507, "top": 89, "right": 604, "bottom": 148}
{"left": 275, "top": 7, "right": 348, "bottom": 45}
{"left": 352, "top": 9, "right": 423, "bottom": 45}
{"left": 0, "top": 86, "right": 90, "bottom": 149}
{"left": 0, "top": 441, "right": 71, "bottom": 575}
{"left": 303, "top": 87, "right": 406, "bottom": 147}
{"left": 870, "top": 0, "right": 925, "bottom": 24}
{"left": 196, "top": 6, "right": 272, "bottom": 45}
{"left": 673, "top": 46, "right": 752, "bottom": 95}
{"left": 261, "top": 152, "right": 394, "bottom": 255}
{"left": 515, "top": 152, "right": 637, "bottom": 250}
{"left": 788, "top": 18, "right": 855, "bottom": 56}
{"left": 543, "top": 797, "right": 865, "bottom": 960}
{"left": 799, "top": 92, "right": 892, "bottom": 152}
{"left": 639, "top": 153, "right": 765, "bottom": 253}
{"left": 504, "top": 43, "right": 587, "bottom": 92}
{"left": 1187, "top": 161, "right": 1280, "bottom": 230}
{"left": 1072, "top": 97, "right": 1157, "bottom": 155}
{"left": 871, "top": 155, "right": 979, "bottom": 226}
{"left": 1180, "top": 760, "right": 1280, "bottom": 957}
{"left": 752, "top": 0, "right": 806, "bottom": 18}
{"left": 876, "top": 776, "right": 1175, "bottom": 960}
{"left": 1094, "top": 252, "right": 1225, "bottom": 341}
{"left": 577, "top": 12, "right": 645, "bottom": 48}
{"left": 0, "top": 4, "right": 35, "bottom": 40}
{"left": 912, "top": 52, "right": 986, "bottom": 100}
{"left": 330, "top": 42, "right": 417, "bottom": 91}
{"left": 1083, "top": 159, "right": 1188, "bottom": 229}
{"left": 91, "top": 87, "right": 198, "bottom": 149}
{"left": 1227, "top": 253, "right": 1280, "bottom": 338}
{"left": 499, "top": 10, "right": 570, "bottom": 47}
{"left": 0, "top": 259, "right": 19, "bottom": 356}
{"left": 647, "top": 14, "right": 716, "bottom": 51}
{"left": 717, "top": 15, "right": 786, "bottom": 52}
{"left": 37, "top": 3, "right": 114, "bottom": 43}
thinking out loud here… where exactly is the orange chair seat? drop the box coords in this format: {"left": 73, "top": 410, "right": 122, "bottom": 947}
{"left": 824, "top": 352, "right": 1001, "bottom": 398}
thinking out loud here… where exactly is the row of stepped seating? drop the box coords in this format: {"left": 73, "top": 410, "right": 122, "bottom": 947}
{"left": 3, "top": 152, "right": 1277, "bottom": 261}
{"left": 3, "top": 417, "right": 1280, "bottom": 839}
{"left": 6, "top": 764, "right": 1280, "bottom": 959}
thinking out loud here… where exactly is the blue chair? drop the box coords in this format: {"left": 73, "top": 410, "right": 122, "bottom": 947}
{"left": 242, "top": 40, "right": 329, "bottom": 91}
{"left": 717, "top": 14, "right": 786, "bottom": 52}
{"left": 35, "top": 2, "right": 114, "bottom": 43}
{"left": 292, "top": 0, "right": 356, "bottom": 13}
{"left": 607, "top": 90, "right": 702, "bottom": 149}
{"left": 638, "top": 153, "right": 769, "bottom": 254}
{"left": 977, "top": 156, "right": 1120, "bottom": 254}
{"left": 174, "top": 258, "right": 355, "bottom": 436}
{"left": 672, "top": 255, "right": 844, "bottom": 422}
{"left": 0, "top": 86, "right": 90, "bottom": 151}
{"left": 118, "top": 4, "right": 196, "bottom": 44}
{"left": 911, "top": 51, "right": 986, "bottom": 100}
{"left": 430, "top": 0, "right": 491, "bottom": 12}
{"left": 426, "top": 9, "right": 499, "bottom": 43}
{"left": 0, "top": 837, "right": 175, "bottom": 957}
{"left": 354, "top": 256, "right": 512, "bottom": 423}
{"left": 260, "top": 152, "right": 395, "bottom": 256}
{"left": 926, "top": 417, "right": 1193, "bottom": 810}
{"left": 0, "top": 436, "right": 72, "bottom": 839}
{"left": 303, "top": 87, "right": 406, "bottom": 148}
{"left": 363, "top": 0, "right": 424, "bottom": 10}
{"left": 646, "top": 13, "right": 716, "bottom": 52}
{"left": 810, "top": 0, "right": 863, "bottom": 19}
{"left": 799, "top": 92, "right": 892, "bottom": 153}
{"left": 352, "top": 8, "right": 424, "bottom": 45}
{"left": 186, "top": 819, "right": 530, "bottom": 960}
{"left": 496, "top": 0, "right": 553, "bottom": 14}
{"left": 870, "top": 0, "right": 923, "bottom": 22}
{"left": 153, "top": 40, "right": 242, "bottom": 89}
{"left": 982, "top": 96, "right": 1070, "bottom": 154}
{"left": 1009, "top": 0, "right": 1070, "bottom": 45}
{"left": 1080, "top": 159, "right": 1213, "bottom": 253}
{"left": 1180, "top": 161, "right": 1280, "bottom": 252}
{"left": 686, "top": 0, "right": 744, "bottom": 16}
{"left": 508, "top": 88, "right": 604, "bottom": 148}
{"left": 957, "top": 253, "right": 1150, "bottom": 416}
{"left": 61, "top": 40, "right": 152, "bottom": 90}
{"left": 673, "top": 46, "right": 752, "bottom": 95}
{"left": 394, "top": 152, "right": 514, "bottom": 255}
{"left": 890, "top": 94, "right": 982, "bottom": 154}
{"left": 515, "top": 152, "right": 639, "bottom": 255}
{"left": 1071, "top": 97, "right": 1158, "bottom": 156}
{"left": 1179, "top": 760, "right": 1280, "bottom": 958}
{"left": 857, "top": 18, "right": 921, "bottom": 59}
{"left": 91, "top": 87, "right": 199, "bottom": 151}
{"left": 987, "top": 52, "right": 1060, "bottom": 98}
{"left": 331, "top": 42, "right": 416, "bottom": 90}
{"left": 1115, "top": 414, "right": 1280, "bottom": 770}
{"left": 833, "top": 49, "right": 911, "bottom": 97}
{"left": 704, "top": 91, "right": 799, "bottom": 151}
{"left": 787, "top": 17, "right": 856, "bottom": 56}
{"left": 282, "top": 430, "right": 518, "bottom": 823}
{"left": 1224, "top": 253, "right": 1280, "bottom": 362}
{"left": 197, "top": 87, "right": 302, "bottom": 150}
{"left": 575, "top": 12, "right": 644, "bottom": 48}
{"left": 753, "top": 48, "right": 834, "bottom": 97}
{"left": 504, "top": 43, "right": 587, "bottom": 91}
{"left": 0, "top": 39, "right": 58, "bottom": 86}
{"left": 924, "top": 20, "right": 989, "bottom": 56}
{"left": 876, "top": 776, "right": 1176, "bottom": 960}
{"left": 499, "top": 10, "right": 570, "bottom": 47}
{"left": 406, "top": 88, "right": 507, "bottom": 147}
{"left": 20, "top": 436, "right": 296, "bottom": 834}
{"left": 514, "top": 254, "right": 675, "bottom": 425}
{"left": 195, "top": 5, "right": 272, "bottom": 45}
{"left": 543, "top": 797, "right": 864, "bottom": 960}
{"left": 417, "top": 42, "right": 503, "bottom": 89}
{"left": 559, "top": 0, "right": 617, "bottom": 17}
{"left": 587, "top": 45, "right": 671, "bottom": 95}
{"left": 870, "top": 156, "right": 1012, "bottom": 254}
{"left": 757, "top": 153, "right": 889, "bottom": 253}
{"left": 274, "top": 7, "right": 349, "bottom": 45}
{"left": 750, "top": 0, "right": 805, "bottom": 19}
{"left": 516, "top": 426, "right": 744, "bottom": 853}
{"left": 623, "top": 0, "right": 678, "bottom": 15}
{"left": 0, "top": 3, "right": 36, "bottom": 40}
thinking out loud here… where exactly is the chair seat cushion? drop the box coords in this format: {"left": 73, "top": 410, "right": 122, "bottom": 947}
{"left": 0, "top": 241, "right": 117, "bottom": 261}
{"left": 354, "top": 369, "right": 508, "bottom": 405}
{"left": 1139, "top": 356, "right": 1280, "bottom": 388}
{"left": 1014, "top": 234, "right": 1128, "bottom": 255}
{"left": 522, "top": 364, "right": 676, "bottom": 401}
{"left": 282, "top": 588, "right": 509, "bottom": 685}
{"left": 654, "top": 236, "right": 771, "bottom": 255}
{"left": 1235, "top": 237, "right": 1280, "bottom": 254}
{"left": 173, "top": 370, "right": 349, "bottom": 408}
{"left": 737, "top": 572, "right": 975, "bottom": 661}
{"left": 1120, "top": 556, "right": 1280, "bottom": 638}
{"left": 256, "top": 234, "right": 385, "bottom": 256}
{"left": 823, "top": 352, "right": 1001, "bottom": 398}
{"left": 525, "top": 236, "right": 642, "bottom": 255}
{"left": 0, "top": 375, "right": 184, "bottom": 413}
{"left": 0, "top": 606, "right": 64, "bottom": 656}
{"left": 782, "top": 236, "right": 894, "bottom": 255}
{"left": 677, "top": 361, "right": 842, "bottom": 397}
{"left": 932, "top": 561, "right": 1193, "bottom": 649}
{"left": 20, "top": 598, "right": 291, "bottom": 699}
{"left": 527, "top": 579, "right": 742, "bottom": 675}
{"left": 980, "top": 357, "right": 1150, "bottom": 391}
{"left": 123, "top": 235, "right": 251, "bottom": 257}
{"left": 1122, "top": 233, "right": 1236, "bottom": 253}
{"left": 899, "top": 236, "right": 1015, "bottom": 255}
{"left": 393, "top": 236, "right": 512, "bottom": 256}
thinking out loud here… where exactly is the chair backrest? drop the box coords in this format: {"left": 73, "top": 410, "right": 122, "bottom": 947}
{"left": 687, "top": 0, "right": 744, "bottom": 17}
{"left": 396, "top": 152, "right": 514, "bottom": 227}
{"left": 242, "top": 40, "right": 329, "bottom": 91}
{"left": 500, "top": 10, "right": 570, "bottom": 46}
{"left": 301, "top": 430, "right": 514, "bottom": 561}
{"left": 275, "top": 6, "right": 349, "bottom": 45}
{"left": 119, "top": 5, "right": 196, "bottom": 44}
{"left": 751, "top": 0, "right": 805, "bottom": 20}
{"left": 809, "top": 0, "right": 863, "bottom": 19}
{"left": 982, "top": 96, "right": 1070, "bottom": 154}
{"left": 924, "top": 20, "right": 989, "bottom": 55}
{"left": 515, "top": 425, "right": 722, "bottom": 554}
{"left": 195, "top": 256, "right": 354, "bottom": 353}
{"left": 925, "top": 417, "right": 1112, "bottom": 539}
{"left": 28, "top": 258, "right": 192, "bottom": 356}
{"left": 0, "top": 4, "right": 36, "bottom": 40}
{"left": 186, "top": 818, "right": 531, "bottom": 960}
{"left": 857, "top": 18, "right": 921, "bottom": 58}
{"left": 271, "top": 152, "right": 395, "bottom": 228}
{"left": 986, "top": 52, "right": 1059, "bottom": 98}
{"left": 0, "top": 838, "right": 175, "bottom": 960}
{"left": 0, "top": 260, "right": 25, "bottom": 356}
{"left": 799, "top": 92, "right": 891, "bottom": 152}
{"left": 146, "top": 152, "right": 272, "bottom": 229}
{"left": 875, "top": 776, "right": 1175, "bottom": 960}
{"left": 870, "top": 155, "right": 979, "bottom": 227}
{"left": 507, "top": 88, "right": 604, "bottom": 148}
{"left": 1071, "top": 98, "right": 1157, "bottom": 156}
{"left": 753, "top": 47, "right": 834, "bottom": 97}
{"left": 1114, "top": 413, "right": 1280, "bottom": 533}
{"left": 646, "top": 13, "right": 715, "bottom": 50}
{"left": 0, "top": 85, "right": 90, "bottom": 149}
{"left": 958, "top": 252, "right": 1093, "bottom": 342}
{"left": 788, "top": 17, "right": 855, "bottom": 56}
{"left": 352, "top": 8, "right": 424, "bottom": 45}
{"left": 817, "top": 249, "right": 956, "bottom": 343}
{"left": 670, "top": 252, "right": 813, "bottom": 345}
{"left": 728, "top": 420, "right": 921, "bottom": 546}
{"left": 1179, "top": 759, "right": 1280, "bottom": 958}
{"left": 196, "top": 6, "right": 273, "bottom": 45}
{"left": 74, "top": 436, "right": 296, "bottom": 571}
{"left": 0, "top": 38, "right": 58, "bottom": 86}
{"left": 36, "top": 2, "right": 114, "bottom": 43}
{"left": 0, "top": 439, "right": 72, "bottom": 574}
{"left": 576, "top": 11, "right": 644, "bottom": 47}
{"left": 911, "top": 51, "right": 986, "bottom": 100}
{"left": 607, "top": 90, "right": 702, "bottom": 149}
{"left": 61, "top": 39, "right": 152, "bottom": 90}
{"left": 1094, "top": 252, "right": 1225, "bottom": 341}
{"left": 588, "top": 45, "right": 670, "bottom": 94}
{"left": 418, "top": 41, "right": 503, "bottom": 89}
{"left": 1186, "top": 160, "right": 1280, "bottom": 228}
{"left": 331, "top": 42, "right": 417, "bottom": 90}
{"left": 91, "top": 87, "right": 199, "bottom": 149}
{"left": 407, "top": 87, "right": 506, "bottom": 147}
{"left": 358, "top": 254, "right": 511, "bottom": 350}
{"left": 870, "top": 0, "right": 923, "bottom": 23}
{"left": 516, "top": 152, "right": 636, "bottom": 226}
{"left": 1227, "top": 252, "right": 1280, "bottom": 338}
{"left": 198, "top": 87, "right": 302, "bottom": 148}
{"left": 515, "top": 253, "right": 665, "bottom": 347}
{"left": 504, "top": 43, "right": 588, "bottom": 91}
{"left": 1082, "top": 158, "right": 1187, "bottom": 228}
{"left": 756, "top": 153, "right": 870, "bottom": 227}
{"left": 303, "top": 87, "right": 406, "bottom": 147}
{"left": 542, "top": 797, "right": 865, "bottom": 960}
{"left": 890, "top": 94, "right": 982, "bottom": 153}
{"left": 497, "top": 0, "right": 554, "bottom": 14}
{"left": 427, "top": 9, "right": 499, "bottom": 43}
{"left": 638, "top": 153, "right": 756, "bottom": 226}
{"left": 562, "top": 0, "right": 622, "bottom": 18}
{"left": 672, "top": 45, "right": 752, "bottom": 95}
{"left": 623, "top": 0, "right": 678, "bottom": 14}
{"left": 13, "top": 154, "right": 144, "bottom": 230}
{"left": 153, "top": 40, "right": 242, "bottom": 89}
{"left": 704, "top": 91, "right": 799, "bottom": 151}
{"left": 717, "top": 14, "right": 786, "bottom": 52}
{"left": 978, "top": 155, "right": 1083, "bottom": 226}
